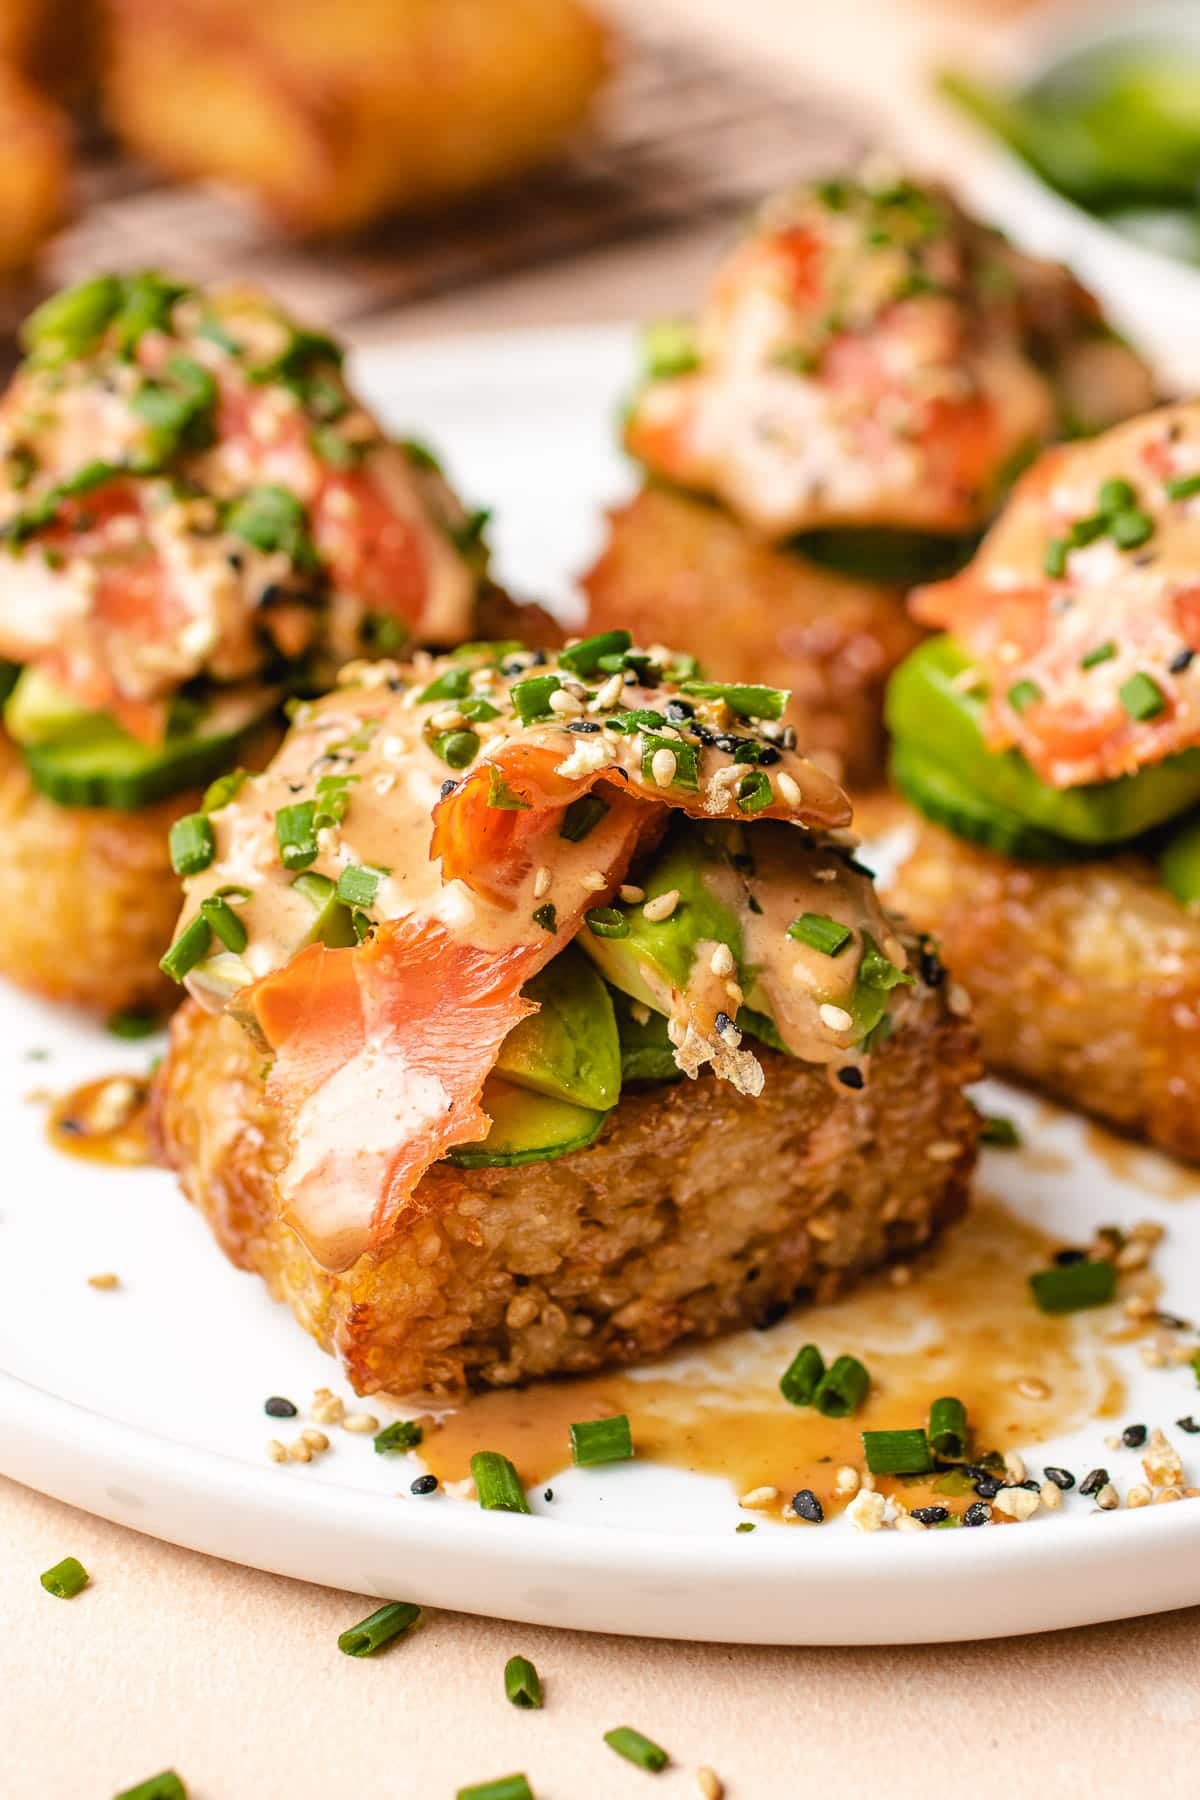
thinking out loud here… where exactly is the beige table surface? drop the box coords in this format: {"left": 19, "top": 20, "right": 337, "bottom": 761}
{"left": 5, "top": 4, "right": 1199, "bottom": 1796}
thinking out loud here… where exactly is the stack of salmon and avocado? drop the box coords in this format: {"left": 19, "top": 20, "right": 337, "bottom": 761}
{"left": 889, "top": 400, "right": 1200, "bottom": 1160}
{"left": 154, "top": 630, "right": 980, "bottom": 1396}
{"left": 581, "top": 166, "right": 1154, "bottom": 786}
{"left": 0, "top": 271, "right": 494, "bottom": 1016}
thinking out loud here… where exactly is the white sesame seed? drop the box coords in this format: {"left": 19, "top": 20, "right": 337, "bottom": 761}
{"left": 301, "top": 1428, "right": 330, "bottom": 1451}
{"left": 1153, "top": 1487, "right": 1184, "bottom": 1504}
{"left": 1094, "top": 1482, "right": 1120, "bottom": 1511}
{"left": 549, "top": 687, "right": 583, "bottom": 717}
{"left": 342, "top": 1413, "right": 379, "bottom": 1435}
{"left": 619, "top": 884, "right": 645, "bottom": 904}
{"left": 710, "top": 943, "right": 735, "bottom": 978}
{"left": 946, "top": 982, "right": 972, "bottom": 1017}
{"left": 266, "top": 1439, "right": 287, "bottom": 1463}
{"left": 926, "top": 1140, "right": 962, "bottom": 1162}
{"left": 893, "top": 1513, "right": 926, "bottom": 1533}
{"left": 651, "top": 747, "right": 678, "bottom": 788}
{"left": 775, "top": 771, "right": 802, "bottom": 808}
{"left": 533, "top": 866, "right": 552, "bottom": 899}
{"left": 630, "top": 1002, "right": 651, "bottom": 1026}
{"left": 87, "top": 1272, "right": 120, "bottom": 1290}
{"left": 834, "top": 1465, "right": 860, "bottom": 1496}
{"left": 1039, "top": 1480, "right": 1063, "bottom": 1510}
{"left": 580, "top": 871, "right": 607, "bottom": 893}
{"left": 429, "top": 706, "right": 466, "bottom": 731}
{"left": 818, "top": 1003, "right": 853, "bottom": 1033}
{"left": 1003, "top": 1450, "right": 1026, "bottom": 1484}
{"left": 1126, "top": 1484, "right": 1152, "bottom": 1509}
{"left": 592, "top": 673, "right": 625, "bottom": 711}
{"left": 643, "top": 888, "right": 681, "bottom": 923}
{"left": 993, "top": 1486, "right": 1040, "bottom": 1521}
{"left": 287, "top": 1439, "right": 313, "bottom": 1463}
{"left": 738, "top": 1485, "right": 779, "bottom": 1510}
{"left": 696, "top": 1768, "right": 724, "bottom": 1800}
{"left": 1015, "top": 1377, "right": 1050, "bottom": 1400}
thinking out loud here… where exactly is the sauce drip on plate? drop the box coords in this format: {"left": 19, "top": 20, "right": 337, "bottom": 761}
{"left": 48, "top": 1074, "right": 152, "bottom": 1167}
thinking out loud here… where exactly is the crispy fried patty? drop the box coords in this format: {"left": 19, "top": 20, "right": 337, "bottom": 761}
{"left": 891, "top": 821, "right": 1200, "bottom": 1161}
{"left": 154, "top": 974, "right": 980, "bottom": 1398}
{"left": 579, "top": 487, "right": 924, "bottom": 790}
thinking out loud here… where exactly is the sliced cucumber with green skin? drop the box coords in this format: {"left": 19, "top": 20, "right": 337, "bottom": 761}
{"left": 447, "top": 1076, "right": 606, "bottom": 1169}
{"left": 1159, "top": 813, "right": 1200, "bottom": 907}
{"left": 887, "top": 635, "right": 1200, "bottom": 845}
{"left": 791, "top": 527, "right": 979, "bottom": 586}
{"left": 892, "top": 738, "right": 1084, "bottom": 862}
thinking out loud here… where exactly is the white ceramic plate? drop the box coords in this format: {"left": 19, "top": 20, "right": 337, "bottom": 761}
{"left": 2, "top": 327, "right": 1199, "bottom": 1646}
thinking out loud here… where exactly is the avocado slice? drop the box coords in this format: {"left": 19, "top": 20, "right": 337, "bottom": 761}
{"left": 611, "top": 987, "right": 681, "bottom": 1084}
{"left": 496, "top": 946, "right": 621, "bottom": 1111}
{"left": 447, "top": 1075, "right": 606, "bottom": 1168}
{"left": 6, "top": 665, "right": 97, "bottom": 746}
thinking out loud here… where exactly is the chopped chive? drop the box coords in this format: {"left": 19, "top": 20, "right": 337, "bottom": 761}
{"left": 735, "top": 769, "right": 774, "bottom": 814}
{"left": 980, "top": 1113, "right": 1020, "bottom": 1148}
{"left": 1098, "top": 477, "right": 1136, "bottom": 514}
{"left": 787, "top": 913, "right": 852, "bottom": 956}
{"left": 159, "top": 914, "right": 212, "bottom": 982}
{"left": 373, "top": 1420, "right": 423, "bottom": 1454}
{"left": 558, "top": 628, "right": 632, "bottom": 676}
{"left": 418, "top": 665, "right": 472, "bottom": 703}
{"left": 313, "top": 773, "right": 359, "bottom": 828}
{"left": 198, "top": 895, "right": 246, "bottom": 954}
{"left": 559, "top": 793, "right": 610, "bottom": 841}
{"left": 1029, "top": 1259, "right": 1116, "bottom": 1314}
{"left": 585, "top": 906, "right": 629, "bottom": 938}
{"left": 1007, "top": 679, "right": 1041, "bottom": 714}
{"left": 1119, "top": 672, "right": 1166, "bottom": 721}
{"left": 679, "top": 679, "right": 788, "bottom": 721}
{"left": 471, "top": 1451, "right": 531, "bottom": 1514}
{"left": 779, "top": 1342, "right": 825, "bottom": 1406}
{"left": 1079, "top": 641, "right": 1116, "bottom": 670}
{"left": 487, "top": 765, "right": 531, "bottom": 810}
{"left": 641, "top": 316, "right": 700, "bottom": 380}
{"left": 201, "top": 766, "right": 248, "bottom": 812}
{"left": 337, "top": 1600, "right": 421, "bottom": 1657}
{"left": 504, "top": 1655, "right": 544, "bottom": 1709}
{"left": 1043, "top": 537, "right": 1068, "bottom": 579}
{"left": 275, "top": 800, "right": 318, "bottom": 870}
{"left": 114, "top": 1772, "right": 187, "bottom": 1800}
{"left": 928, "top": 1395, "right": 969, "bottom": 1459}
{"left": 336, "top": 863, "right": 385, "bottom": 909}
{"left": 351, "top": 909, "right": 373, "bottom": 942}
{"left": 857, "top": 933, "right": 914, "bottom": 992}
{"left": 432, "top": 728, "right": 480, "bottom": 770}
{"left": 460, "top": 695, "right": 500, "bottom": 722}
{"left": 1166, "top": 472, "right": 1200, "bottom": 502}
{"left": 168, "top": 811, "right": 215, "bottom": 876}
{"left": 532, "top": 902, "right": 557, "bottom": 933}
{"left": 1111, "top": 507, "right": 1154, "bottom": 550}
{"left": 569, "top": 1415, "right": 633, "bottom": 1466}
{"left": 511, "top": 674, "right": 561, "bottom": 723}
{"left": 640, "top": 731, "right": 699, "bottom": 790}
{"left": 861, "top": 1427, "right": 933, "bottom": 1475}
{"left": 604, "top": 1727, "right": 670, "bottom": 1773}
{"left": 40, "top": 1555, "right": 88, "bottom": 1598}
{"left": 736, "top": 1521, "right": 756, "bottom": 1533}
{"left": 1068, "top": 512, "right": 1108, "bottom": 548}
{"left": 457, "top": 1778, "right": 534, "bottom": 1800}
{"left": 813, "top": 1354, "right": 870, "bottom": 1418}
{"left": 106, "top": 1009, "right": 158, "bottom": 1040}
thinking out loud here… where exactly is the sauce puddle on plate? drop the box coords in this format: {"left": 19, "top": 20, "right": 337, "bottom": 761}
{"left": 47, "top": 1074, "right": 153, "bottom": 1167}
{"left": 421, "top": 1196, "right": 1124, "bottom": 1521}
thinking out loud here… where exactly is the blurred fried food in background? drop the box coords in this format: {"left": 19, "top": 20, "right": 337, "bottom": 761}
{"left": 0, "top": 60, "right": 68, "bottom": 274}
{"left": 103, "top": 0, "right": 612, "bottom": 234}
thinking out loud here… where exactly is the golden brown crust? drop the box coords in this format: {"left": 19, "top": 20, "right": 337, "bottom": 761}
{"left": 578, "top": 486, "right": 924, "bottom": 790}
{"left": 0, "top": 62, "right": 68, "bottom": 276}
{"left": 890, "top": 821, "right": 1200, "bottom": 1161}
{"left": 154, "top": 980, "right": 980, "bottom": 1398}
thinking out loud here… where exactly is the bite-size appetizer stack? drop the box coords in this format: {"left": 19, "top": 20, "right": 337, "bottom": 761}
{"left": 154, "top": 633, "right": 980, "bottom": 1397}
{"left": 0, "top": 272, "right": 527, "bottom": 1017}
{"left": 890, "top": 402, "right": 1200, "bottom": 1161}
{"left": 582, "top": 167, "right": 1154, "bottom": 787}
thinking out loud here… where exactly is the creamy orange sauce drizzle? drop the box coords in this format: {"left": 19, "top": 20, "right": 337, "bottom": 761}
{"left": 419, "top": 1197, "right": 1125, "bottom": 1519}
{"left": 47, "top": 1074, "right": 153, "bottom": 1166}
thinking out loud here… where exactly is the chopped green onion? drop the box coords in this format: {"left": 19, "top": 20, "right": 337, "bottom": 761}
{"left": 1111, "top": 507, "right": 1154, "bottom": 550}
{"left": 199, "top": 895, "right": 247, "bottom": 954}
{"left": 813, "top": 1354, "right": 870, "bottom": 1419}
{"left": 487, "top": 765, "right": 531, "bottom": 810}
{"left": 313, "top": 773, "right": 358, "bottom": 828}
{"left": 735, "top": 770, "right": 774, "bottom": 814}
{"left": 559, "top": 793, "right": 610, "bottom": 841}
{"left": 310, "top": 424, "right": 359, "bottom": 469}
{"left": 337, "top": 1600, "right": 421, "bottom": 1657}
{"left": 980, "top": 1114, "right": 1020, "bottom": 1148}
{"left": 641, "top": 317, "right": 700, "bottom": 380}
{"left": 418, "top": 665, "right": 472, "bottom": 703}
{"left": 779, "top": 1343, "right": 825, "bottom": 1407}
{"left": 1007, "top": 679, "right": 1041, "bottom": 714}
{"left": 113, "top": 1771, "right": 187, "bottom": 1800}
{"left": 640, "top": 731, "right": 699, "bottom": 789}
{"left": 1166, "top": 472, "right": 1200, "bottom": 502}
{"left": 558, "top": 629, "right": 633, "bottom": 676}
{"left": 569, "top": 1415, "right": 633, "bottom": 1466}
{"left": 159, "top": 914, "right": 212, "bottom": 982}
{"left": 861, "top": 1428, "right": 933, "bottom": 1475}
{"left": 398, "top": 437, "right": 443, "bottom": 474}
{"left": 504, "top": 1656, "right": 544, "bottom": 1709}
{"left": 457, "top": 1778, "right": 534, "bottom": 1800}
{"left": 585, "top": 906, "right": 629, "bottom": 938}
{"left": 23, "top": 273, "right": 121, "bottom": 361}
{"left": 532, "top": 902, "right": 557, "bottom": 933}
{"left": 1043, "top": 538, "right": 1068, "bottom": 579}
{"left": 1068, "top": 512, "right": 1108, "bottom": 548}
{"left": 168, "top": 811, "right": 215, "bottom": 876}
{"left": 275, "top": 801, "right": 318, "bottom": 870}
{"left": 1029, "top": 1259, "right": 1116, "bottom": 1314}
{"left": 432, "top": 728, "right": 481, "bottom": 770}
{"left": 40, "top": 1555, "right": 88, "bottom": 1598}
{"left": 224, "top": 483, "right": 318, "bottom": 570}
{"left": 471, "top": 1451, "right": 531, "bottom": 1514}
{"left": 1079, "top": 641, "right": 1116, "bottom": 670}
{"left": 106, "top": 1009, "right": 158, "bottom": 1040}
{"left": 787, "top": 913, "right": 852, "bottom": 957}
{"left": 511, "top": 674, "right": 561, "bottom": 723}
{"left": 604, "top": 1727, "right": 670, "bottom": 1773}
{"left": 1098, "top": 478, "right": 1136, "bottom": 514}
{"left": 928, "top": 1395, "right": 969, "bottom": 1459}
{"left": 450, "top": 507, "right": 492, "bottom": 562}
{"left": 373, "top": 1419, "right": 424, "bottom": 1454}
{"left": 735, "top": 1520, "right": 756, "bottom": 1533}
{"left": 461, "top": 695, "right": 501, "bottom": 722}
{"left": 202, "top": 767, "right": 248, "bottom": 812}
{"left": 336, "top": 863, "right": 385, "bottom": 909}
{"left": 858, "top": 934, "right": 914, "bottom": 992}
{"left": 1119, "top": 672, "right": 1166, "bottom": 721}
{"left": 680, "top": 679, "right": 788, "bottom": 721}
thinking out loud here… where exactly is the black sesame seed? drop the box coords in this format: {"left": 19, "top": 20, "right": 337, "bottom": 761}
{"left": 1079, "top": 1467, "right": 1108, "bottom": 1497}
{"left": 836, "top": 1066, "right": 864, "bottom": 1089}
{"left": 714, "top": 733, "right": 740, "bottom": 754}
{"left": 1016, "top": 1479, "right": 1041, "bottom": 1492}
{"left": 1054, "top": 1247, "right": 1087, "bottom": 1266}
{"left": 566, "top": 719, "right": 601, "bottom": 733}
{"left": 439, "top": 778, "right": 457, "bottom": 799}
{"left": 792, "top": 1488, "right": 824, "bottom": 1523}
{"left": 1170, "top": 647, "right": 1196, "bottom": 674}
{"left": 543, "top": 1487, "right": 555, "bottom": 1502}
{"left": 530, "top": 650, "right": 548, "bottom": 666}
{"left": 714, "top": 1011, "right": 733, "bottom": 1035}
{"left": 1042, "top": 1466, "right": 1075, "bottom": 1491}
{"left": 1121, "top": 1424, "right": 1148, "bottom": 1449}
{"left": 501, "top": 659, "right": 525, "bottom": 676}
{"left": 664, "top": 699, "right": 695, "bottom": 721}
{"left": 963, "top": 1501, "right": 992, "bottom": 1527}
{"left": 227, "top": 551, "right": 244, "bottom": 572}
{"left": 410, "top": 1473, "right": 439, "bottom": 1495}
{"left": 753, "top": 1299, "right": 790, "bottom": 1332}
{"left": 911, "top": 1505, "right": 949, "bottom": 1525}
{"left": 264, "top": 1396, "right": 297, "bottom": 1418}
{"left": 973, "top": 1476, "right": 1001, "bottom": 1500}
{"left": 843, "top": 857, "right": 875, "bottom": 878}
{"left": 918, "top": 939, "right": 944, "bottom": 988}
{"left": 1176, "top": 1416, "right": 1200, "bottom": 1434}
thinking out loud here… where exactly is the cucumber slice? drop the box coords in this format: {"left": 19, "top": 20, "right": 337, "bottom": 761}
{"left": 1159, "top": 813, "right": 1200, "bottom": 906}
{"left": 447, "top": 1076, "right": 606, "bottom": 1169}
{"left": 791, "top": 527, "right": 978, "bottom": 585}
{"left": 892, "top": 738, "right": 1083, "bottom": 861}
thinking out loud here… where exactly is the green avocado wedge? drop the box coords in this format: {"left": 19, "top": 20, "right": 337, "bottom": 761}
{"left": 611, "top": 988, "right": 681, "bottom": 1084}
{"left": 496, "top": 948, "right": 621, "bottom": 1111}
{"left": 447, "top": 1076, "right": 607, "bottom": 1169}
{"left": 886, "top": 635, "right": 1200, "bottom": 845}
